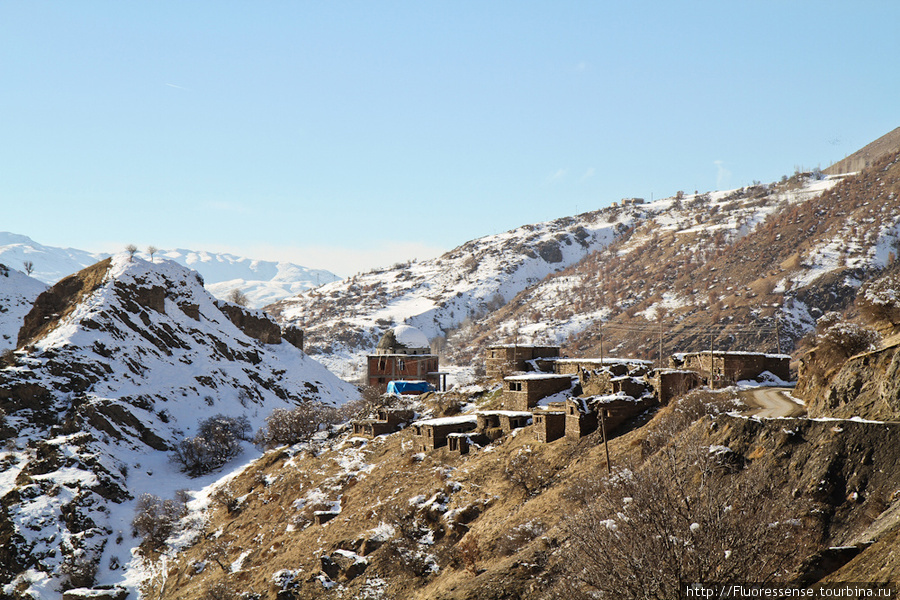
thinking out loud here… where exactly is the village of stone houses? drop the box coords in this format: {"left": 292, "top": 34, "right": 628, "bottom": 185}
{"left": 4, "top": 130, "right": 900, "bottom": 599}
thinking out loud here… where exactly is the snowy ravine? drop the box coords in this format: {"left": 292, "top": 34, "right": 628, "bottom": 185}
{"left": 0, "top": 264, "right": 47, "bottom": 351}
{"left": 0, "top": 255, "right": 358, "bottom": 598}
{"left": 0, "top": 233, "right": 339, "bottom": 308}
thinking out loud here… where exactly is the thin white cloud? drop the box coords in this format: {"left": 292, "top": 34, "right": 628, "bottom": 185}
{"left": 546, "top": 168, "right": 568, "bottom": 183}
{"left": 714, "top": 160, "right": 731, "bottom": 190}
{"left": 573, "top": 61, "right": 589, "bottom": 72}
{"left": 165, "top": 83, "right": 187, "bottom": 90}
{"left": 579, "top": 167, "right": 595, "bottom": 182}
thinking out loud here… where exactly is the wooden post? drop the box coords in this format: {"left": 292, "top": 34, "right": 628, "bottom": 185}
{"left": 600, "top": 408, "right": 611, "bottom": 474}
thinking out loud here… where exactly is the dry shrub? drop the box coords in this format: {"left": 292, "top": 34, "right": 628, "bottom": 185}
{"left": 815, "top": 312, "right": 880, "bottom": 362}
{"left": 559, "top": 439, "right": 815, "bottom": 599}
{"left": 457, "top": 533, "right": 481, "bottom": 574}
{"left": 132, "top": 492, "right": 188, "bottom": 551}
{"left": 504, "top": 446, "right": 554, "bottom": 498}
{"left": 253, "top": 403, "right": 340, "bottom": 449}
{"left": 857, "top": 273, "right": 900, "bottom": 325}
{"left": 172, "top": 415, "right": 250, "bottom": 476}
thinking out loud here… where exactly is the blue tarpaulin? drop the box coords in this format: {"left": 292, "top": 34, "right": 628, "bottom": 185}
{"left": 386, "top": 380, "right": 435, "bottom": 395}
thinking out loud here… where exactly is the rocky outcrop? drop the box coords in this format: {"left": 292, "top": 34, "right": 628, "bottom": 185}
{"left": 798, "top": 341, "right": 900, "bottom": 420}
{"left": 18, "top": 258, "right": 112, "bottom": 348}
{"left": 216, "top": 301, "right": 283, "bottom": 345}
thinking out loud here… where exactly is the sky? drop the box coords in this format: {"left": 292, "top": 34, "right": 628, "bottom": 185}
{"left": 2, "top": 1, "right": 898, "bottom": 276}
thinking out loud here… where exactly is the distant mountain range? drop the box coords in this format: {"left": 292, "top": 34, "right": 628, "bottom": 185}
{"left": 0, "top": 232, "right": 339, "bottom": 308}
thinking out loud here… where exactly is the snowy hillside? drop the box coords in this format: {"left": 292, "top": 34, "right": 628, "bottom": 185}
{"left": 0, "top": 255, "right": 358, "bottom": 597}
{"left": 0, "top": 263, "right": 46, "bottom": 351}
{"left": 480, "top": 177, "right": 845, "bottom": 349}
{"left": 268, "top": 209, "right": 628, "bottom": 377}
{"left": 0, "top": 233, "right": 339, "bottom": 308}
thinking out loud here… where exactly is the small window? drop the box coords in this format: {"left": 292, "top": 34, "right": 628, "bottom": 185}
{"left": 399, "top": 359, "right": 406, "bottom": 370}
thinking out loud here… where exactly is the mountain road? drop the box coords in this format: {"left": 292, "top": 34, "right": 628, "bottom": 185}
{"left": 739, "top": 386, "right": 806, "bottom": 418}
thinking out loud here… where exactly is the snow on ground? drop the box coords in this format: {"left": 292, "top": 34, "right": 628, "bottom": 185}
{"left": 0, "top": 263, "right": 46, "bottom": 350}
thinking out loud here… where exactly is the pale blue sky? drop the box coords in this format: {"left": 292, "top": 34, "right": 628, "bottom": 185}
{"left": 2, "top": 1, "right": 898, "bottom": 275}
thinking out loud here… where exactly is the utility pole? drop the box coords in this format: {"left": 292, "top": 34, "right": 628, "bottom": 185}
{"left": 599, "top": 318, "right": 603, "bottom": 364}
{"left": 775, "top": 314, "right": 782, "bottom": 354}
{"left": 658, "top": 321, "right": 664, "bottom": 370}
{"left": 600, "top": 408, "right": 611, "bottom": 474}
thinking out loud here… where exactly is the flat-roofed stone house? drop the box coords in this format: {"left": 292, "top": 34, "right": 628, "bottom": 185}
{"left": 670, "top": 351, "right": 790, "bottom": 385}
{"left": 503, "top": 373, "right": 575, "bottom": 410}
{"left": 412, "top": 415, "right": 478, "bottom": 452}
{"left": 485, "top": 345, "right": 560, "bottom": 379}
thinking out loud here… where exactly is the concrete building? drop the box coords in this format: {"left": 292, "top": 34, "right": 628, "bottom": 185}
{"left": 366, "top": 325, "right": 440, "bottom": 389}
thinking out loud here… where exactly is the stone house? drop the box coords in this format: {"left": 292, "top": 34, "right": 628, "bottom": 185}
{"left": 412, "top": 415, "right": 478, "bottom": 452}
{"left": 670, "top": 351, "right": 790, "bottom": 385}
{"left": 351, "top": 408, "right": 415, "bottom": 438}
{"left": 651, "top": 369, "right": 702, "bottom": 405}
{"left": 564, "top": 394, "right": 657, "bottom": 441}
{"left": 447, "top": 432, "right": 472, "bottom": 455}
{"left": 476, "top": 410, "right": 533, "bottom": 435}
{"left": 485, "top": 345, "right": 560, "bottom": 379}
{"left": 532, "top": 410, "right": 566, "bottom": 443}
{"left": 502, "top": 373, "right": 575, "bottom": 410}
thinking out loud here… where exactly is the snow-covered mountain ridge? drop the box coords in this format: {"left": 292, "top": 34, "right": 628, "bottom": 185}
{"left": 268, "top": 208, "right": 629, "bottom": 377}
{"left": 0, "top": 255, "right": 358, "bottom": 597}
{"left": 268, "top": 172, "right": 852, "bottom": 378}
{"left": 0, "top": 233, "right": 338, "bottom": 308}
{"left": 455, "top": 153, "right": 900, "bottom": 364}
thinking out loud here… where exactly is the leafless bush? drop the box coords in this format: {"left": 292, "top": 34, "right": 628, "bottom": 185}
{"left": 815, "top": 312, "right": 880, "bottom": 362}
{"left": 857, "top": 273, "right": 900, "bottom": 324}
{"left": 172, "top": 415, "right": 250, "bottom": 476}
{"left": 132, "top": 493, "right": 188, "bottom": 550}
{"left": 504, "top": 446, "right": 554, "bottom": 498}
{"left": 227, "top": 288, "right": 249, "bottom": 307}
{"left": 253, "top": 403, "right": 340, "bottom": 449}
{"left": 457, "top": 533, "right": 481, "bottom": 574}
{"left": 559, "top": 440, "right": 814, "bottom": 599}
{"left": 644, "top": 388, "right": 743, "bottom": 453}
{"left": 494, "top": 520, "right": 546, "bottom": 557}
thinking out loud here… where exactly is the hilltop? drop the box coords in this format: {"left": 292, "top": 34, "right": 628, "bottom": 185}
{"left": 0, "top": 255, "right": 357, "bottom": 597}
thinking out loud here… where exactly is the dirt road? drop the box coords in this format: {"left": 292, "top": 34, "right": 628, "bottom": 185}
{"left": 740, "top": 386, "right": 806, "bottom": 418}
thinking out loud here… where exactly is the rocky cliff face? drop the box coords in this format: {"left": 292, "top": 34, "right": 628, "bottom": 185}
{"left": 0, "top": 255, "right": 357, "bottom": 598}
{"left": 798, "top": 341, "right": 900, "bottom": 421}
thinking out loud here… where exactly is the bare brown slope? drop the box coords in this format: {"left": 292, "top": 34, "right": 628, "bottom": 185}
{"left": 17, "top": 257, "right": 112, "bottom": 348}
{"left": 825, "top": 127, "right": 900, "bottom": 175}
